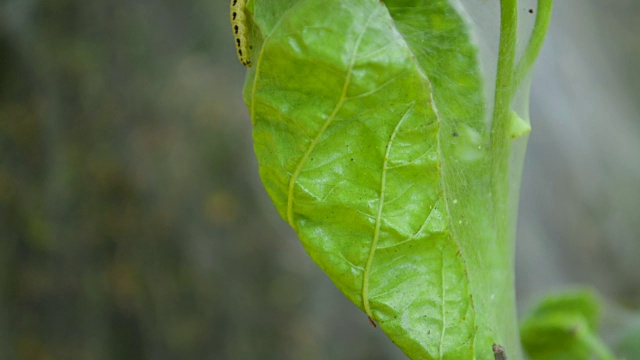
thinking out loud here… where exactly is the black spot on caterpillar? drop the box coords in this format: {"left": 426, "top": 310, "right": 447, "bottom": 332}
{"left": 230, "top": 0, "right": 251, "bottom": 67}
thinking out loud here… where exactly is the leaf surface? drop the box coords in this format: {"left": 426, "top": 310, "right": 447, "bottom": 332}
{"left": 243, "top": 0, "right": 501, "bottom": 358}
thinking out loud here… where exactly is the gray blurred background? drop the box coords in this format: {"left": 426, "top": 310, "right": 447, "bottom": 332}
{"left": 0, "top": 0, "right": 638, "bottom": 359}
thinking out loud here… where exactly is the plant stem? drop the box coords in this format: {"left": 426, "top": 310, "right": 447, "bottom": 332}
{"left": 491, "top": 0, "right": 518, "bottom": 158}
{"left": 514, "top": 0, "right": 554, "bottom": 90}
{"left": 490, "top": 0, "right": 518, "bottom": 267}
{"left": 488, "top": 1, "right": 554, "bottom": 358}
{"left": 488, "top": 0, "right": 519, "bottom": 356}
{"left": 490, "top": 0, "right": 518, "bottom": 175}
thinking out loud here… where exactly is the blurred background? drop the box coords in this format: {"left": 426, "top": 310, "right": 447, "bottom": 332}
{"left": 0, "top": 0, "right": 638, "bottom": 359}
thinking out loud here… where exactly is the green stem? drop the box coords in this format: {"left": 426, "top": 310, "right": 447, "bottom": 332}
{"left": 490, "top": 0, "right": 518, "bottom": 168}
{"left": 488, "top": 2, "right": 554, "bottom": 358}
{"left": 513, "top": 0, "right": 554, "bottom": 90}
{"left": 488, "top": 0, "right": 519, "bottom": 356}
{"left": 490, "top": 0, "right": 518, "bottom": 257}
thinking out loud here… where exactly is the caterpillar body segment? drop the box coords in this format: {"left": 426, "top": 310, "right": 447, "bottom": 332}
{"left": 230, "top": 0, "right": 252, "bottom": 67}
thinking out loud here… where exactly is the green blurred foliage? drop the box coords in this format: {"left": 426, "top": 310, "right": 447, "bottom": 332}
{"left": 520, "top": 289, "right": 614, "bottom": 360}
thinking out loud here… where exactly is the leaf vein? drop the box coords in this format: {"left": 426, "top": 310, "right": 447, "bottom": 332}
{"left": 361, "top": 102, "right": 415, "bottom": 318}
{"left": 285, "top": 10, "right": 377, "bottom": 227}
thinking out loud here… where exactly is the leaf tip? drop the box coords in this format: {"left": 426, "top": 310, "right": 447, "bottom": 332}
{"left": 367, "top": 316, "right": 377, "bottom": 329}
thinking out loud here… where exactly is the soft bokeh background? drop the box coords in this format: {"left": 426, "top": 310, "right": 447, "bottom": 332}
{"left": 1, "top": 0, "right": 638, "bottom": 359}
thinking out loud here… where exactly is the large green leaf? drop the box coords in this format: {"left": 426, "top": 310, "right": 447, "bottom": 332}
{"left": 243, "top": 0, "right": 517, "bottom": 358}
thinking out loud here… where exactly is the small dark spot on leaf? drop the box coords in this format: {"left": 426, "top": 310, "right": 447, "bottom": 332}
{"left": 528, "top": 8, "right": 534, "bottom": 14}
{"left": 453, "top": 131, "right": 459, "bottom": 137}
{"left": 351, "top": 158, "right": 354, "bottom": 161}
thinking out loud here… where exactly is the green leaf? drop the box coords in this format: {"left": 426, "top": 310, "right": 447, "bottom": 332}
{"left": 243, "top": 0, "right": 521, "bottom": 358}
{"left": 520, "top": 289, "right": 615, "bottom": 360}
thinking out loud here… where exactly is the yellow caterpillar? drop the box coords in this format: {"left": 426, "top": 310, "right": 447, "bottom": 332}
{"left": 230, "top": 0, "right": 252, "bottom": 67}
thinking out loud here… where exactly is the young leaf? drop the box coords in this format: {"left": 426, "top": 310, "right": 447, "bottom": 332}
{"left": 520, "top": 289, "right": 616, "bottom": 360}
